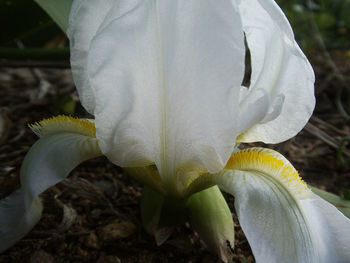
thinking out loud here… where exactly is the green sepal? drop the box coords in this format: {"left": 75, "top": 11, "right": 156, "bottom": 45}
{"left": 140, "top": 186, "right": 164, "bottom": 235}
{"left": 186, "top": 186, "right": 234, "bottom": 263}
{"left": 140, "top": 186, "right": 187, "bottom": 245}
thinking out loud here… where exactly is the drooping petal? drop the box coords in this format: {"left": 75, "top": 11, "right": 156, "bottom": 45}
{"left": 310, "top": 186, "right": 350, "bottom": 219}
{"left": 226, "top": 172, "right": 350, "bottom": 263}
{"left": 227, "top": 170, "right": 315, "bottom": 263}
{"left": 187, "top": 186, "right": 235, "bottom": 263}
{"left": 0, "top": 190, "right": 43, "bottom": 253}
{"left": 186, "top": 148, "right": 350, "bottom": 263}
{"left": 0, "top": 117, "right": 101, "bottom": 252}
{"left": 85, "top": 0, "right": 245, "bottom": 194}
{"left": 237, "top": 0, "right": 315, "bottom": 143}
{"left": 300, "top": 193, "right": 350, "bottom": 262}
{"left": 67, "top": 0, "right": 115, "bottom": 114}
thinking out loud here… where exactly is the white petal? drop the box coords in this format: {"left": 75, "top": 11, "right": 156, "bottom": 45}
{"left": 86, "top": 1, "right": 245, "bottom": 193}
{"left": 237, "top": 88, "right": 270, "bottom": 134}
{"left": 67, "top": 0, "right": 115, "bottom": 114}
{"left": 237, "top": 0, "right": 315, "bottom": 143}
{"left": 260, "top": 94, "right": 284, "bottom": 123}
{"left": 225, "top": 173, "right": 350, "bottom": 263}
{"left": 0, "top": 191, "right": 42, "bottom": 253}
{"left": 186, "top": 148, "right": 350, "bottom": 262}
{"left": 227, "top": 171, "right": 316, "bottom": 263}
{"left": 0, "top": 133, "right": 101, "bottom": 252}
{"left": 301, "top": 194, "right": 350, "bottom": 262}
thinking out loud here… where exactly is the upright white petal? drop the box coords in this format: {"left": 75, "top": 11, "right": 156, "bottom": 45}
{"left": 67, "top": 0, "right": 115, "bottom": 114}
{"left": 86, "top": 0, "right": 245, "bottom": 193}
{"left": 0, "top": 131, "right": 101, "bottom": 252}
{"left": 237, "top": 0, "right": 315, "bottom": 143}
{"left": 186, "top": 148, "right": 350, "bottom": 263}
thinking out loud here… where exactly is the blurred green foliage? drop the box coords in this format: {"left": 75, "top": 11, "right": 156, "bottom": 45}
{"left": 277, "top": 0, "right": 350, "bottom": 50}
{"left": 342, "top": 188, "right": 350, "bottom": 200}
{"left": 0, "top": 0, "right": 62, "bottom": 47}
{"left": 2, "top": 0, "right": 349, "bottom": 51}
{"left": 311, "top": 186, "right": 350, "bottom": 218}
{"left": 56, "top": 94, "right": 76, "bottom": 115}
{"left": 277, "top": 0, "right": 350, "bottom": 122}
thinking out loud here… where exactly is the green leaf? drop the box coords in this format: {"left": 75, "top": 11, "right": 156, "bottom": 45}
{"left": 140, "top": 186, "right": 164, "bottom": 235}
{"left": 342, "top": 188, "right": 350, "bottom": 201}
{"left": 313, "top": 13, "right": 336, "bottom": 30}
{"left": 340, "top": 0, "right": 350, "bottom": 28}
{"left": 34, "top": 0, "right": 72, "bottom": 32}
{"left": 310, "top": 186, "right": 350, "bottom": 218}
{"left": 0, "top": 0, "right": 53, "bottom": 45}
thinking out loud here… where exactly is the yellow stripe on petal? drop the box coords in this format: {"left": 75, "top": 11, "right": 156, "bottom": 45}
{"left": 29, "top": 115, "right": 96, "bottom": 138}
{"left": 225, "top": 147, "right": 311, "bottom": 200}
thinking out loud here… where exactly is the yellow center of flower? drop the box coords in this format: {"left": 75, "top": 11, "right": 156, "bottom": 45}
{"left": 225, "top": 148, "right": 311, "bottom": 199}
{"left": 29, "top": 115, "right": 96, "bottom": 138}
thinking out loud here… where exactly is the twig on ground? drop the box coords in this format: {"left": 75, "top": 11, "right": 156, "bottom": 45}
{"left": 305, "top": 122, "right": 350, "bottom": 157}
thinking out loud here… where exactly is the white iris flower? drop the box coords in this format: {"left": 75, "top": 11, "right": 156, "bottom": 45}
{"left": 1, "top": 0, "right": 350, "bottom": 262}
